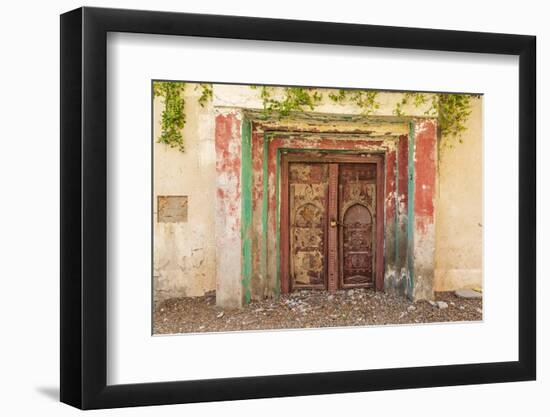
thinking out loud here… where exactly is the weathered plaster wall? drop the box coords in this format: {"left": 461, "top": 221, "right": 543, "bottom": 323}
{"left": 153, "top": 84, "right": 482, "bottom": 307}
{"left": 213, "top": 85, "right": 432, "bottom": 117}
{"left": 153, "top": 87, "right": 217, "bottom": 302}
{"left": 411, "top": 120, "right": 437, "bottom": 300}
{"left": 265, "top": 134, "right": 405, "bottom": 299}
{"left": 434, "top": 98, "right": 483, "bottom": 291}
{"left": 214, "top": 112, "right": 244, "bottom": 308}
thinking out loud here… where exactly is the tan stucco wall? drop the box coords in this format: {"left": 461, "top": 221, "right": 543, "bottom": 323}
{"left": 434, "top": 98, "right": 483, "bottom": 291}
{"left": 153, "top": 84, "right": 483, "bottom": 301}
{"left": 213, "top": 85, "right": 432, "bottom": 116}
{"left": 153, "top": 85, "right": 431, "bottom": 301}
{"left": 153, "top": 86, "right": 217, "bottom": 301}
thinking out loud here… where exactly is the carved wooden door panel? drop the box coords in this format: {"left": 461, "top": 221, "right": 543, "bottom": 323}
{"left": 283, "top": 156, "right": 381, "bottom": 293}
{"left": 288, "top": 163, "right": 329, "bottom": 290}
{"left": 338, "top": 164, "right": 377, "bottom": 288}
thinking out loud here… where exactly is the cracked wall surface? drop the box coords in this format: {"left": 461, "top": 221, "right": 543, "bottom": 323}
{"left": 153, "top": 90, "right": 217, "bottom": 303}
{"left": 434, "top": 99, "right": 483, "bottom": 291}
{"left": 153, "top": 85, "right": 482, "bottom": 307}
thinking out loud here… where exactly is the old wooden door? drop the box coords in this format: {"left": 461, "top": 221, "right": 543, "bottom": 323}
{"left": 283, "top": 155, "right": 382, "bottom": 293}
{"left": 338, "top": 163, "right": 377, "bottom": 288}
{"left": 288, "top": 163, "right": 329, "bottom": 290}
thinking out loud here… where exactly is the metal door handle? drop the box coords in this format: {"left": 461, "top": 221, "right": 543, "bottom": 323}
{"left": 330, "top": 219, "right": 345, "bottom": 227}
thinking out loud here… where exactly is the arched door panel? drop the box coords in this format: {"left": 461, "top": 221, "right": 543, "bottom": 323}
{"left": 338, "top": 163, "right": 377, "bottom": 287}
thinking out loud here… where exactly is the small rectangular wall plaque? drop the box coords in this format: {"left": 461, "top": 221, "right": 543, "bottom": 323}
{"left": 158, "top": 196, "right": 188, "bottom": 223}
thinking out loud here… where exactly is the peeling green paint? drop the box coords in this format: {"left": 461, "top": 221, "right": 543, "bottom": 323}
{"left": 241, "top": 119, "right": 253, "bottom": 304}
{"left": 407, "top": 121, "right": 415, "bottom": 299}
{"left": 395, "top": 147, "right": 399, "bottom": 267}
{"left": 275, "top": 147, "right": 281, "bottom": 296}
{"left": 261, "top": 133, "right": 269, "bottom": 295}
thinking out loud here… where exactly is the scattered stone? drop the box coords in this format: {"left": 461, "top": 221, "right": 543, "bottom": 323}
{"left": 347, "top": 289, "right": 355, "bottom": 297}
{"left": 455, "top": 289, "right": 482, "bottom": 299}
{"left": 437, "top": 301, "right": 449, "bottom": 309}
{"left": 154, "top": 290, "right": 483, "bottom": 334}
{"left": 429, "top": 300, "right": 437, "bottom": 307}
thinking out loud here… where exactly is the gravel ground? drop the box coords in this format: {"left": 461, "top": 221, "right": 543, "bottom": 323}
{"left": 153, "top": 289, "right": 482, "bottom": 335}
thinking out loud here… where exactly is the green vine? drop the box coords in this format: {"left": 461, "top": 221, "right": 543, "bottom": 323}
{"left": 328, "top": 89, "right": 380, "bottom": 115}
{"left": 153, "top": 82, "right": 214, "bottom": 151}
{"left": 153, "top": 82, "right": 478, "bottom": 152}
{"left": 437, "top": 94, "right": 478, "bottom": 144}
{"left": 251, "top": 87, "right": 477, "bottom": 144}
{"left": 393, "top": 92, "right": 480, "bottom": 145}
{"left": 196, "top": 83, "right": 213, "bottom": 107}
{"left": 153, "top": 81, "right": 187, "bottom": 151}
{"left": 252, "top": 86, "right": 322, "bottom": 117}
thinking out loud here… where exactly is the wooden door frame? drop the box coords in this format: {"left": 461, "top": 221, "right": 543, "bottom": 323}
{"left": 280, "top": 151, "right": 385, "bottom": 294}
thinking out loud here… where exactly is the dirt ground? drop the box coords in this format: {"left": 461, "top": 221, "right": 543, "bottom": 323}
{"left": 153, "top": 289, "right": 482, "bottom": 335}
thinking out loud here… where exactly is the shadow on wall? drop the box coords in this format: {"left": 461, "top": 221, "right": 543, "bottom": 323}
{"left": 35, "top": 386, "right": 59, "bottom": 401}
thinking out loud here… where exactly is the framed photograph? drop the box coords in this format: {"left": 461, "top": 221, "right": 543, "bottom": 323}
{"left": 60, "top": 6, "right": 536, "bottom": 409}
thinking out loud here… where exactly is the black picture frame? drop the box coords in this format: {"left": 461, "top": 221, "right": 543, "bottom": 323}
{"left": 60, "top": 6, "right": 536, "bottom": 410}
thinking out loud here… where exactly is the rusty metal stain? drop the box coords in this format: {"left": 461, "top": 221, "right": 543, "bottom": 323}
{"left": 158, "top": 196, "right": 188, "bottom": 223}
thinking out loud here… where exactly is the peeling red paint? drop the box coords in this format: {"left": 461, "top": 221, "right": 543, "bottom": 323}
{"left": 214, "top": 117, "right": 433, "bottom": 299}
{"left": 385, "top": 149, "right": 397, "bottom": 226}
{"left": 213, "top": 111, "right": 440, "bottom": 305}
{"left": 250, "top": 129, "right": 265, "bottom": 294}
{"left": 251, "top": 130, "right": 264, "bottom": 210}
{"left": 414, "top": 120, "right": 437, "bottom": 233}
{"left": 266, "top": 136, "right": 399, "bottom": 264}
{"left": 267, "top": 137, "right": 398, "bottom": 234}
{"left": 215, "top": 113, "right": 242, "bottom": 228}
{"left": 215, "top": 114, "right": 241, "bottom": 180}
{"left": 398, "top": 134, "right": 409, "bottom": 215}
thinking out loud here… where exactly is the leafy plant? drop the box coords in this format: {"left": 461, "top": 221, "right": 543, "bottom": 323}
{"left": 328, "top": 89, "right": 380, "bottom": 115}
{"left": 252, "top": 86, "right": 477, "bottom": 145}
{"left": 153, "top": 81, "right": 187, "bottom": 151}
{"left": 393, "top": 92, "right": 428, "bottom": 117}
{"left": 153, "top": 81, "right": 478, "bottom": 153}
{"left": 196, "top": 83, "right": 213, "bottom": 108}
{"left": 254, "top": 86, "right": 322, "bottom": 117}
{"left": 393, "top": 92, "right": 479, "bottom": 146}
{"left": 153, "top": 82, "right": 215, "bottom": 151}
{"left": 437, "top": 93, "right": 476, "bottom": 144}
